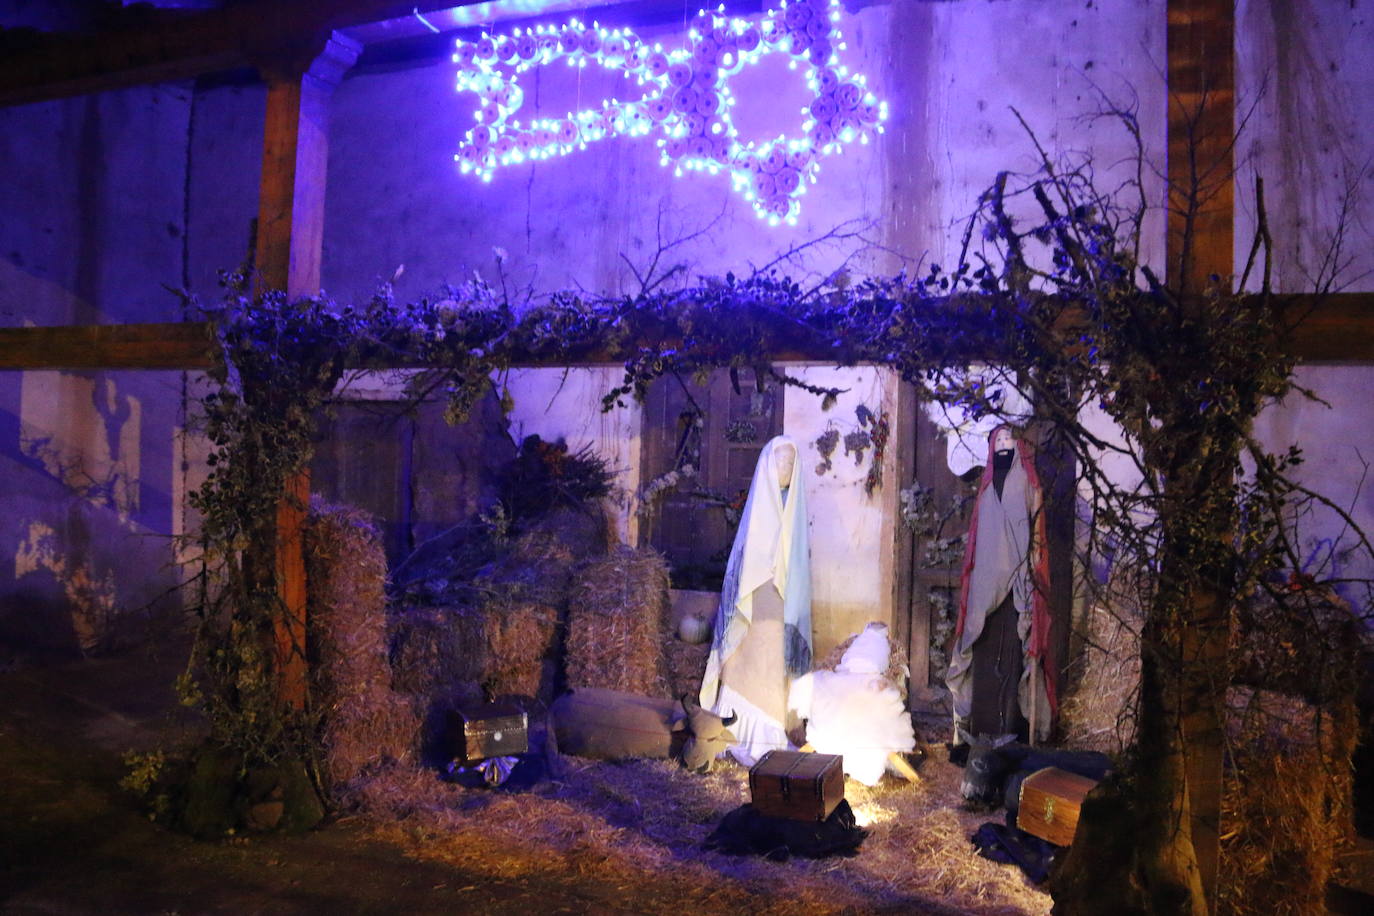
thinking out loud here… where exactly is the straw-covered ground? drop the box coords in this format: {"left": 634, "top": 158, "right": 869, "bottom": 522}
{"left": 305, "top": 502, "right": 1051, "bottom": 914}
{"left": 349, "top": 747, "right": 1052, "bottom": 916}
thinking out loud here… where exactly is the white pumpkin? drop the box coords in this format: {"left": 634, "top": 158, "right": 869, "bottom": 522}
{"left": 677, "top": 613, "right": 711, "bottom": 645}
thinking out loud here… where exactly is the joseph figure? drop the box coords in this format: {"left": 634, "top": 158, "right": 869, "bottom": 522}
{"left": 946, "top": 425, "right": 1056, "bottom": 744}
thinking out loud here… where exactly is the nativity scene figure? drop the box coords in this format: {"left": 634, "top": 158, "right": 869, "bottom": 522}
{"left": 946, "top": 425, "right": 1057, "bottom": 746}
{"left": 699, "top": 435, "right": 813, "bottom": 766}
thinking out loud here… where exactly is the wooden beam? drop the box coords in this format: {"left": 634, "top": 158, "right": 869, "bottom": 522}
{"left": 1, "top": 293, "right": 1370, "bottom": 373}
{"left": 251, "top": 35, "right": 359, "bottom": 713}
{"left": 254, "top": 34, "right": 360, "bottom": 297}
{"left": 1168, "top": 0, "right": 1235, "bottom": 901}
{"left": 1284, "top": 293, "right": 1374, "bottom": 363}
{"left": 1167, "top": 0, "right": 1235, "bottom": 295}
{"left": 0, "top": 1, "right": 472, "bottom": 108}
{"left": 0, "top": 322, "right": 217, "bottom": 370}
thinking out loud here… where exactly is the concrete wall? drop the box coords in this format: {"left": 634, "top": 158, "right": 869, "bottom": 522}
{"left": 322, "top": 0, "right": 1170, "bottom": 300}
{"left": 1234, "top": 0, "right": 1374, "bottom": 596}
{"left": 2, "top": 0, "right": 1373, "bottom": 662}
{"left": 0, "top": 85, "right": 192, "bottom": 656}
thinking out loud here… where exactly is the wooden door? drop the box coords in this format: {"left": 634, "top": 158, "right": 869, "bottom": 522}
{"left": 640, "top": 368, "right": 782, "bottom": 590}
{"left": 904, "top": 406, "right": 980, "bottom": 694}
{"left": 311, "top": 403, "right": 412, "bottom": 563}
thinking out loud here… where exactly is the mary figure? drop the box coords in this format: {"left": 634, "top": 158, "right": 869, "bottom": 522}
{"left": 698, "top": 435, "right": 813, "bottom": 766}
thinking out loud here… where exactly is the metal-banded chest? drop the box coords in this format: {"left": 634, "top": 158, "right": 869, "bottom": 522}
{"left": 748, "top": 750, "right": 845, "bottom": 822}
{"left": 1016, "top": 766, "right": 1098, "bottom": 846}
{"left": 448, "top": 701, "right": 529, "bottom": 764}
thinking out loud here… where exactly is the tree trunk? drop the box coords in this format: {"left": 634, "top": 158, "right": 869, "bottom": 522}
{"left": 1053, "top": 428, "right": 1236, "bottom": 914}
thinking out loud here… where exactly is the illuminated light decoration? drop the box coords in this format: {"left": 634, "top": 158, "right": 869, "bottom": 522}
{"left": 451, "top": 0, "right": 889, "bottom": 226}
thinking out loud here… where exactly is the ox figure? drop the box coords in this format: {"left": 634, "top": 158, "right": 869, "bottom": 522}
{"left": 548, "top": 687, "right": 737, "bottom": 773}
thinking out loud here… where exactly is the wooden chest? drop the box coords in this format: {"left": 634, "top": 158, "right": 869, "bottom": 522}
{"left": 748, "top": 751, "right": 845, "bottom": 822}
{"left": 1016, "top": 766, "right": 1099, "bottom": 846}
{"left": 448, "top": 701, "right": 528, "bottom": 764}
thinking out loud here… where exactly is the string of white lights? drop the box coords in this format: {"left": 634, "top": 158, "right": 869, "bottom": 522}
{"left": 452, "top": 0, "right": 888, "bottom": 226}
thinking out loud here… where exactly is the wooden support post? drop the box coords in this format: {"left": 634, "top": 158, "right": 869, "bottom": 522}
{"left": 252, "top": 32, "right": 359, "bottom": 710}
{"left": 273, "top": 468, "right": 311, "bottom": 710}
{"left": 1167, "top": 0, "right": 1235, "bottom": 295}
{"left": 893, "top": 380, "right": 919, "bottom": 703}
{"left": 1167, "top": 1, "right": 1234, "bottom": 905}
{"left": 254, "top": 34, "right": 360, "bottom": 297}
{"left": 1036, "top": 415, "right": 1076, "bottom": 733}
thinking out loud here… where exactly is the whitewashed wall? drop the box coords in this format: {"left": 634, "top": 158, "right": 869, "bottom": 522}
{"left": 779, "top": 365, "right": 903, "bottom": 660}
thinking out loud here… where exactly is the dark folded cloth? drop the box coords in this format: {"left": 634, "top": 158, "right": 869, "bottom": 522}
{"left": 970, "top": 821, "right": 1059, "bottom": 884}
{"left": 704, "top": 800, "right": 868, "bottom": 862}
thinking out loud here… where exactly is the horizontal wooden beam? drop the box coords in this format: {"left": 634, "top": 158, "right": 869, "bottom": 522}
{"left": 0, "top": 322, "right": 219, "bottom": 370}
{"left": 345, "top": 0, "right": 676, "bottom": 47}
{"left": 1282, "top": 293, "right": 1374, "bottom": 363}
{"left": 0, "top": 293, "right": 1369, "bottom": 373}
{"left": 0, "top": 1, "right": 476, "bottom": 107}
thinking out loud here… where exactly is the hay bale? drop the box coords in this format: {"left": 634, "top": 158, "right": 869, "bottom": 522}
{"left": 1218, "top": 687, "right": 1357, "bottom": 916}
{"left": 389, "top": 599, "right": 558, "bottom": 705}
{"left": 1057, "top": 602, "right": 1141, "bottom": 754}
{"left": 305, "top": 501, "right": 419, "bottom": 800}
{"left": 389, "top": 603, "right": 483, "bottom": 700}
{"left": 665, "top": 637, "right": 711, "bottom": 702}
{"left": 483, "top": 600, "right": 560, "bottom": 700}
{"left": 565, "top": 547, "right": 671, "bottom": 696}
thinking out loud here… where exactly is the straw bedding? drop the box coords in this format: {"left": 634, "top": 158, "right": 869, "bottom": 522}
{"left": 354, "top": 749, "right": 1052, "bottom": 915}
{"left": 564, "top": 547, "right": 672, "bottom": 697}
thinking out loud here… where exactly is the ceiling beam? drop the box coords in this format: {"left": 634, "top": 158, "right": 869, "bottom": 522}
{"left": 0, "top": 1, "right": 477, "bottom": 107}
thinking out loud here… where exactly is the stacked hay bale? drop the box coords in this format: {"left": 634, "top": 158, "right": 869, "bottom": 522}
{"left": 1218, "top": 687, "right": 1357, "bottom": 915}
{"left": 565, "top": 546, "right": 671, "bottom": 697}
{"left": 305, "top": 501, "right": 419, "bottom": 802}
{"left": 1057, "top": 602, "right": 1141, "bottom": 754}
{"left": 389, "top": 508, "right": 593, "bottom": 711}
{"left": 388, "top": 603, "right": 489, "bottom": 707}
{"left": 1216, "top": 589, "right": 1364, "bottom": 914}
{"left": 664, "top": 630, "right": 712, "bottom": 701}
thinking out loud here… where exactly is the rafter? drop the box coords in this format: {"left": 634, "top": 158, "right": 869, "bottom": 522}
{"left": 0, "top": 1, "right": 472, "bottom": 107}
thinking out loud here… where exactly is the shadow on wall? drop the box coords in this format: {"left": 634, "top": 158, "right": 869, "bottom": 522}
{"left": 0, "top": 394, "right": 182, "bottom": 664}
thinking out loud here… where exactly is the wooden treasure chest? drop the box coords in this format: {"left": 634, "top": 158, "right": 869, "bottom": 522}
{"left": 448, "top": 701, "right": 528, "bottom": 764}
{"left": 749, "top": 750, "right": 845, "bottom": 822}
{"left": 1016, "top": 766, "right": 1099, "bottom": 846}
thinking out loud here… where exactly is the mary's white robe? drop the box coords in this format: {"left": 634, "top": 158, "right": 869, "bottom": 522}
{"left": 699, "top": 435, "right": 813, "bottom": 766}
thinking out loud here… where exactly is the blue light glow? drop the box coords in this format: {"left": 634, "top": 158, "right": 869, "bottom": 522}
{"left": 452, "top": 0, "right": 888, "bottom": 227}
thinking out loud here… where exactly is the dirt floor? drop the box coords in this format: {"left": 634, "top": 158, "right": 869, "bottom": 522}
{"left": 0, "top": 641, "right": 1056, "bottom": 915}
{"left": 5, "top": 642, "right": 1371, "bottom": 915}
